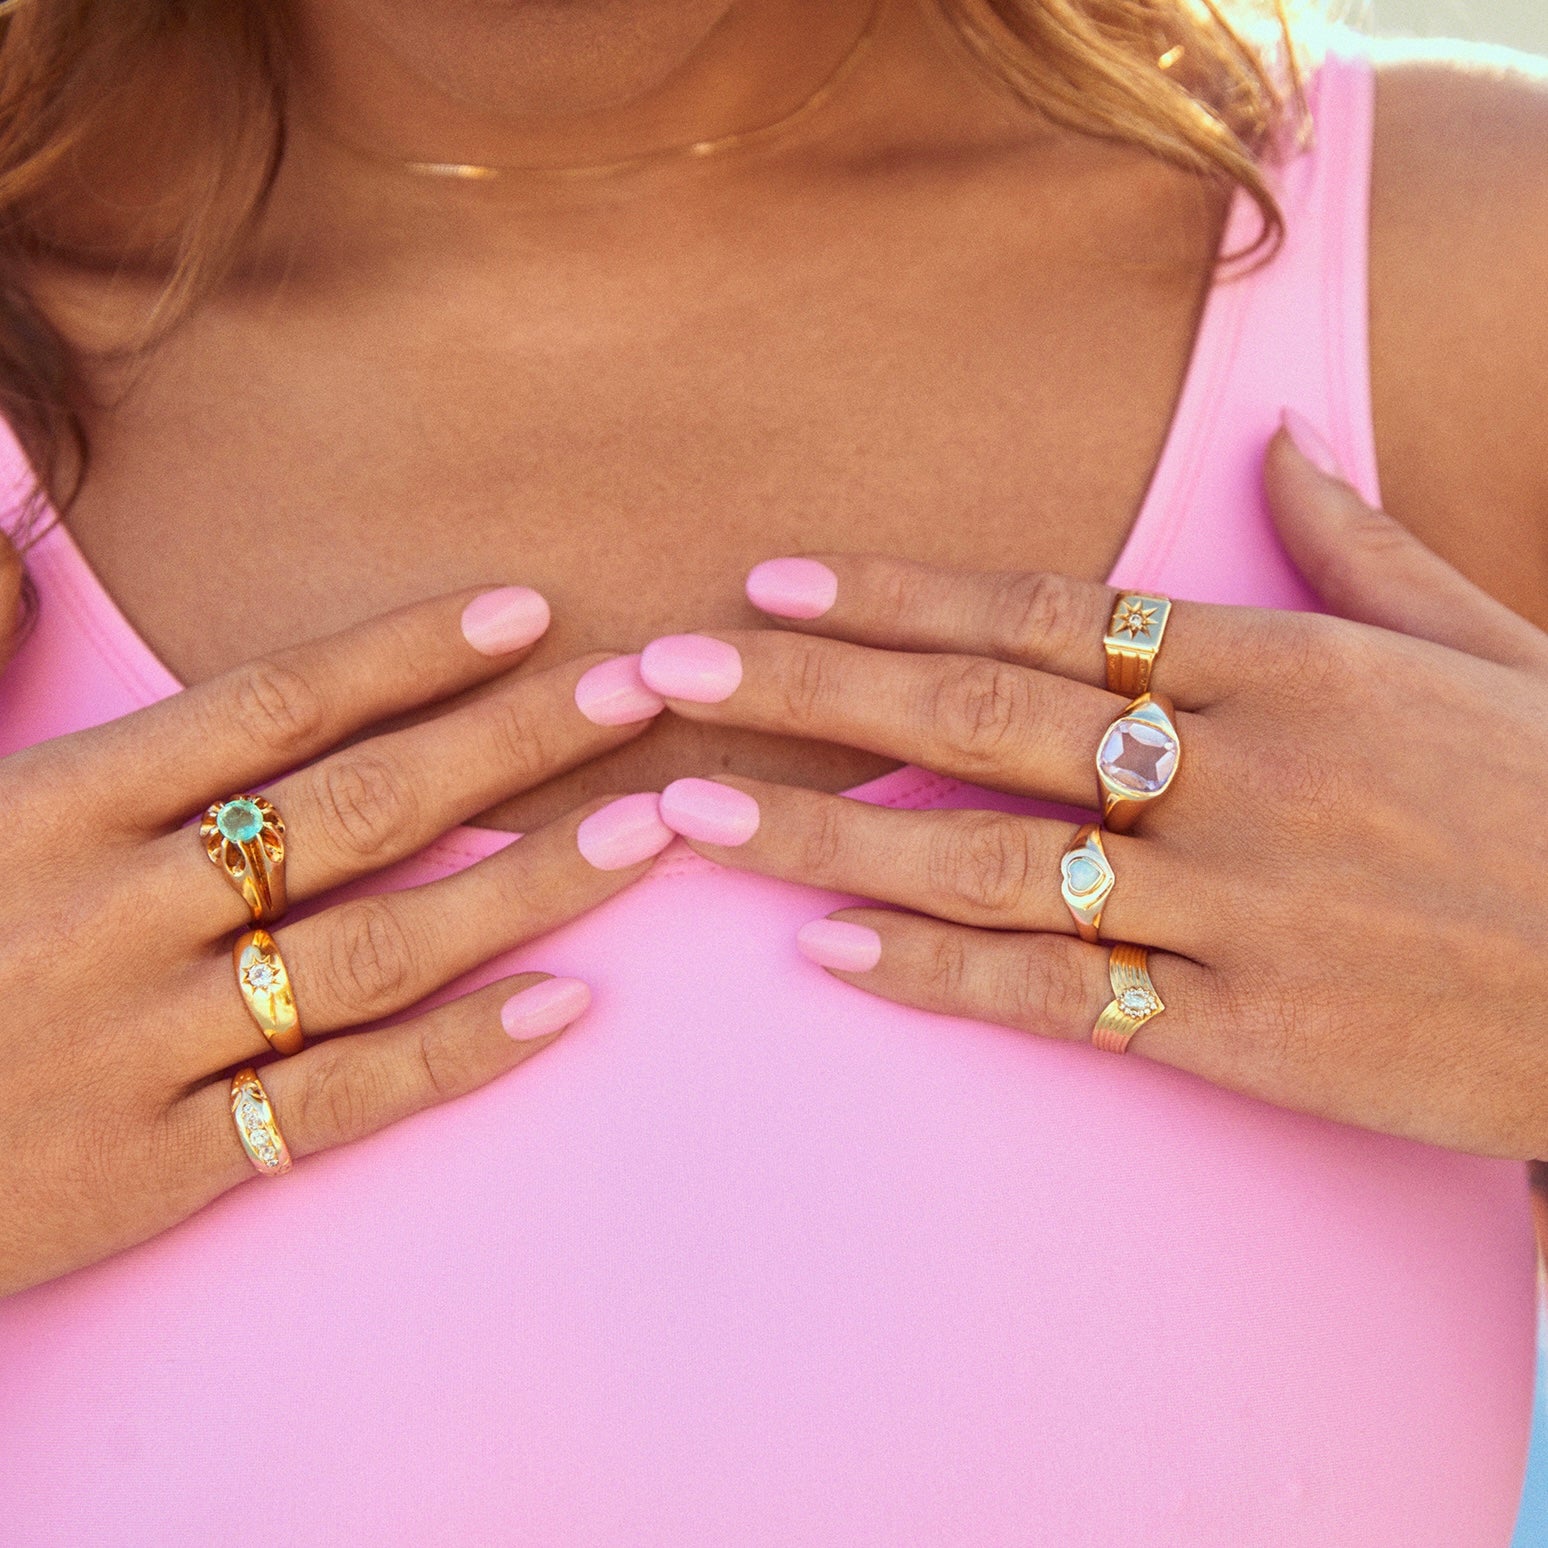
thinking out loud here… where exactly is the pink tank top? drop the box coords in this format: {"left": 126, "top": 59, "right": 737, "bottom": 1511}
{"left": 0, "top": 42, "right": 1534, "bottom": 1546}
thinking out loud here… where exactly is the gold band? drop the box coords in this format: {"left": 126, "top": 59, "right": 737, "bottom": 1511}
{"left": 1104, "top": 592, "right": 1172, "bottom": 698}
{"left": 230, "top": 1067, "right": 293, "bottom": 1176}
{"left": 1092, "top": 943, "right": 1164, "bottom": 1055}
{"left": 201, "top": 794, "right": 288, "bottom": 923}
{"left": 1096, "top": 691, "right": 1181, "bottom": 833}
{"left": 233, "top": 928, "right": 304, "bottom": 1057}
{"left": 1059, "top": 824, "right": 1114, "bottom": 944}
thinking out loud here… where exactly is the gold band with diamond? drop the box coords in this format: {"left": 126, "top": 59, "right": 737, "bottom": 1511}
{"left": 1104, "top": 592, "right": 1172, "bottom": 698}
{"left": 230, "top": 1067, "right": 293, "bottom": 1176}
{"left": 233, "top": 928, "right": 304, "bottom": 1057}
{"left": 1059, "top": 824, "right": 1114, "bottom": 944}
{"left": 1097, "top": 691, "right": 1181, "bottom": 833}
{"left": 201, "top": 794, "right": 288, "bottom": 923}
{"left": 1092, "top": 943, "right": 1164, "bottom": 1055}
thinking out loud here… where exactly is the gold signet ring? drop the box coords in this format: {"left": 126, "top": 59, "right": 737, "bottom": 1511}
{"left": 1096, "top": 692, "right": 1180, "bottom": 833}
{"left": 1091, "top": 943, "right": 1164, "bottom": 1055}
{"left": 1104, "top": 592, "right": 1172, "bottom": 698}
{"left": 202, "top": 794, "right": 288, "bottom": 923}
{"left": 1059, "top": 824, "right": 1114, "bottom": 944}
{"left": 234, "top": 928, "right": 304, "bottom": 1057}
{"left": 230, "top": 1067, "right": 293, "bottom": 1176}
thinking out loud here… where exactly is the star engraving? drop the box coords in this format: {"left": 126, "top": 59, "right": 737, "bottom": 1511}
{"left": 1112, "top": 601, "right": 1158, "bottom": 641}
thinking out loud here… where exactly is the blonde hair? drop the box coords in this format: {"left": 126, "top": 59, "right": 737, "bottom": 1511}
{"left": 0, "top": 0, "right": 1304, "bottom": 526}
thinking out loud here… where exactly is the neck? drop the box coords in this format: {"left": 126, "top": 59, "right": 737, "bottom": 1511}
{"left": 289, "top": 0, "right": 885, "bottom": 177}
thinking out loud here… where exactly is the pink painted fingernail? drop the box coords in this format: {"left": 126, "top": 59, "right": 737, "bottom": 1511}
{"left": 460, "top": 587, "right": 552, "bottom": 655}
{"left": 1281, "top": 410, "right": 1345, "bottom": 481}
{"left": 797, "top": 918, "right": 882, "bottom": 973}
{"left": 659, "top": 778, "right": 760, "bottom": 847}
{"left": 746, "top": 558, "right": 838, "bottom": 620}
{"left": 574, "top": 655, "right": 666, "bottom": 726}
{"left": 501, "top": 976, "right": 591, "bottom": 1041}
{"left": 639, "top": 634, "right": 743, "bottom": 702}
{"left": 576, "top": 792, "right": 673, "bottom": 871}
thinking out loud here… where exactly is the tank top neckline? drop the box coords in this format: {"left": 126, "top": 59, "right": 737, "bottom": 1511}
{"left": 23, "top": 111, "right": 1289, "bottom": 876}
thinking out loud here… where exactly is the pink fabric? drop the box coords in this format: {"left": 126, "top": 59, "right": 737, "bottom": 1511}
{"left": 0, "top": 40, "right": 1533, "bottom": 1547}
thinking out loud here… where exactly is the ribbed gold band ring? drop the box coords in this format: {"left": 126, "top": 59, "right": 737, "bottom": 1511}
{"left": 1092, "top": 943, "right": 1165, "bottom": 1055}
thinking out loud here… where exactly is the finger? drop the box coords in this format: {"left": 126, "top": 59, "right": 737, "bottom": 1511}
{"left": 1267, "top": 414, "right": 1548, "bottom": 669}
{"left": 181, "top": 793, "right": 671, "bottom": 1074}
{"left": 656, "top": 775, "right": 1201, "bottom": 953}
{"left": 791, "top": 907, "right": 1213, "bottom": 1071}
{"left": 146, "top": 654, "right": 656, "bottom": 931}
{"left": 75, "top": 585, "right": 563, "bottom": 829}
{"left": 743, "top": 553, "right": 1259, "bottom": 706}
{"left": 176, "top": 972, "right": 588, "bottom": 1194}
{"left": 0, "top": 532, "right": 22, "bottom": 672}
{"left": 639, "top": 629, "right": 1183, "bottom": 810}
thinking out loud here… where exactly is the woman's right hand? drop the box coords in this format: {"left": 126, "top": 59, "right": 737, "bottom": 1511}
{"left": 0, "top": 566, "right": 672, "bottom": 1296}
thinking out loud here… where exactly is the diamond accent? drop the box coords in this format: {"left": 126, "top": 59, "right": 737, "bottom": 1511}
{"left": 1119, "top": 987, "right": 1158, "bottom": 1019}
{"left": 243, "top": 961, "right": 278, "bottom": 993}
{"left": 1111, "top": 601, "right": 1158, "bottom": 641}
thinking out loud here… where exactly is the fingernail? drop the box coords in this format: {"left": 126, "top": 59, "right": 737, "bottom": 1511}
{"left": 659, "top": 778, "right": 761, "bottom": 846}
{"left": 797, "top": 918, "right": 881, "bottom": 973}
{"left": 501, "top": 976, "right": 591, "bottom": 1041}
{"left": 460, "top": 587, "right": 552, "bottom": 655}
{"left": 576, "top": 792, "right": 673, "bottom": 871}
{"left": 574, "top": 654, "right": 666, "bottom": 726}
{"left": 746, "top": 558, "right": 838, "bottom": 620}
{"left": 1281, "top": 410, "right": 1345, "bottom": 482}
{"left": 639, "top": 634, "right": 743, "bottom": 703}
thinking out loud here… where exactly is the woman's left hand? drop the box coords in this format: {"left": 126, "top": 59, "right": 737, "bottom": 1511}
{"left": 640, "top": 424, "right": 1548, "bottom": 1160}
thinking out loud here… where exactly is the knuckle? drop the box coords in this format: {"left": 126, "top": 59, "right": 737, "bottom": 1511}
{"left": 316, "top": 753, "right": 418, "bottom": 865}
{"left": 926, "top": 930, "right": 976, "bottom": 1003}
{"left": 930, "top": 657, "right": 1032, "bottom": 767}
{"left": 1001, "top": 938, "right": 1091, "bottom": 1035}
{"left": 322, "top": 898, "right": 416, "bottom": 1017}
{"left": 989, "top": 571, "right": 1079, "bottom": 661}
{"left": 483, "top": 695, "right": 561, "bottom": 788}
{"left": 798, "top": 798, "right": 848, "bottom": 881}
{"left": 931, "top": 814, "right": 1033, "bottom": 916}
{"left": 231, "top": 659, "right": 327, "bottom": 757}
{"left": 779, "top": 637, "right": 841, "bottom": 723}
{"left": 298, "top": 1043, "right": 380, "bottom": 1146}
{"left": 413, "top": 1017, "right": 474, "bottom": 1105}
{"left": 870, "top": 559, "right": 927, "bottom": 629}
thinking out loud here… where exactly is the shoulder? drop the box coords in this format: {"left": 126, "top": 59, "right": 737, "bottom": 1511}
{"left": 1360, "top": 39, "right": 1548, "bottom": 626}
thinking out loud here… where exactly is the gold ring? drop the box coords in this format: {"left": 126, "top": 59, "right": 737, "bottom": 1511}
{"left": 230, "top": 1067, "right": 293, "bottom": 1176}
{"left": 1059, "top": 824, "right": 1114, "bottom": 943}
{"left": 1096, "top": 691, "right": 1180, "bottom": 833}
{"left": 1104, "top": 591, "right": 1172, "bottom": 697}
{"left": 1092, "top": 943, "right": 1164, "bottom": 1055}
{"left": 233, "top": 928, "right": 304, "bottom": 1057}
{"left": 201, "top": 794, "right": 287, "bottom": 923}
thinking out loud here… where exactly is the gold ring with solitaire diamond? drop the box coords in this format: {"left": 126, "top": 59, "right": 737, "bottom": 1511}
{"left": 1104, "top": 591, "right": 1172, "bottom": 698}
{"left": 1092, "top": 943, "right": 1164, "bottom": 1055}
{"left": 1097, "top": 692, "right": 1181, "bottom": 833}
{"left": 201, "top": 794, "right": 288, "bottom": 923}
{"left": 233, "top": 928, "right": 304, "bottom": 1057}
{"left": 230, "top": 1067, "right": 293, "bottom": 1176}
{"left": 1060, "top": 824, "right": 1114, "bottom": 944}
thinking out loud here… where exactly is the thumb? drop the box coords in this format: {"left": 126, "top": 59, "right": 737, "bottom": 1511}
{"left": 1266, "top": 409, "right": 1544, "bottom": 669}
{"left": 0, "top": 531, "right": 22, "bottom": 672}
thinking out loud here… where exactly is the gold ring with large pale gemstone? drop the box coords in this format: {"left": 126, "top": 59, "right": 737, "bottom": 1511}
{"left": 1104, "top": 591, "right": 1172, "bottom": 697}
{"left": 230, "top": 1067, "right": 293, "bottom": 1176}
{"left": 1059, "top": 824, "right": 1114, "bottom": 943}
{"left": 1096, "top": 692, "right": 1180, "bottom": 833}
{"left": 233, "top": 928, "right": 304, "bottom": 1057}
{"left": 201, "top": 794, "right": 287, "bottom": 923}
{"left": 1091, "top": 943, "right": 1164, "bottom": 1055}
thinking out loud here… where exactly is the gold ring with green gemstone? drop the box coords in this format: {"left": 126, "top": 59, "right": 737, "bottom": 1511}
{"left": 233, "top": 927, "right": 303, "bottom": 1057}
{"left": 201, "top": 794, "right": 287, "bottom": 923}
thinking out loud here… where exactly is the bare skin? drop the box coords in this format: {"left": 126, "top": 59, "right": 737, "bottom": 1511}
{"left": 6, "top": 1, "right": 1548, "bottom": 1289}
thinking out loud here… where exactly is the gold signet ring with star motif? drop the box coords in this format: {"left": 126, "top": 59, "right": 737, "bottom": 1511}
{"left": 233, "top": 928, "right": 304, "bottom": 1057}
{"left": 1097, "top": 692, "right": 1181, "bottom": 833}
{"left": 1104, "top": 591, "right": 1172, "bottom": 697}
{"left": 201, "top": 794, "right": 288, "bottom": 923}
{"left": 1091, "top": 943, "right": 1164, "bottom": 1055}
{"left": 1059, "top": 824, "right": 1114, "bottom": 943}
{"left": 231, "top": 1067, "right": 293, "bottom": 1176}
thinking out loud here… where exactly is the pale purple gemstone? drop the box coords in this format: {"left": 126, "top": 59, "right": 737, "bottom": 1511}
{"left": 1098, "top": 718, "right": 1177, "bottom": 795}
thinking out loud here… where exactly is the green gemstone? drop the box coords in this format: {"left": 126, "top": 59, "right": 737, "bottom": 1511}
{"left": 216, "top": 798, "right": 264, "bottom": 844}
